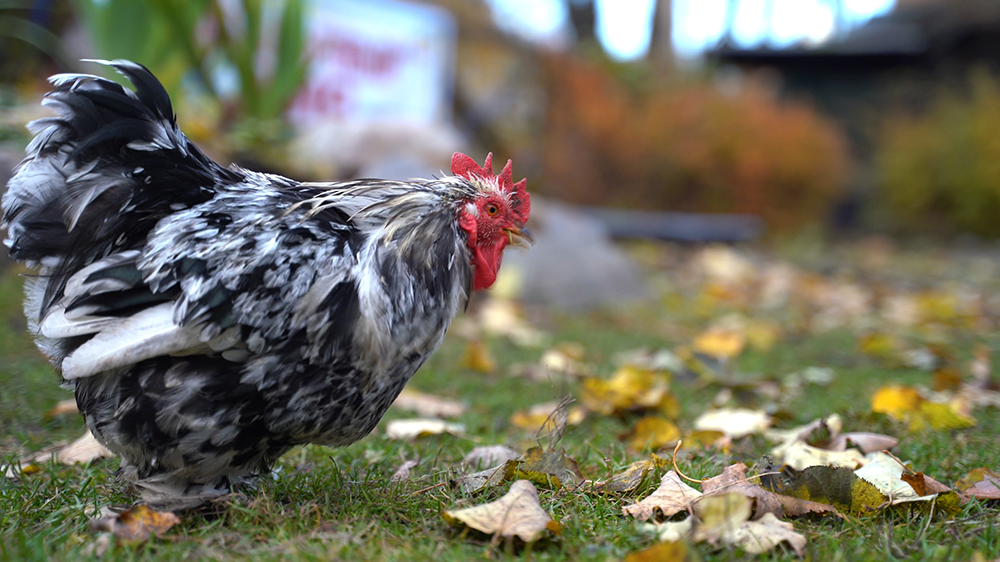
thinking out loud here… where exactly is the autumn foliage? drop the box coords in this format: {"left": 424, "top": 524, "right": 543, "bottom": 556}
{"left": 541, "top": 56, "right": 850, "bottom": 231}
{"left": 877, "top": 70, "right": 1000, "bottom": 237}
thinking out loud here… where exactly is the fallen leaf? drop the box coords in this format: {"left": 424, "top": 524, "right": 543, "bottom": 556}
{"left": 463, "top": 445, "right": 520, "bottom": 470}
{"left": 88, "top": 505, "right": 180, "bottom": 541}
{"left": 461, "top": 340, "right": 496, "bottom": 373}
{"left": 680, "top": 430, "right": 729, "bottom": 451}
{"left": 623, "top": 541, "right": 693, "bottom": 562}
{"left": 859, "top": 332, "right": 900, "bottom": 359}
{"left": 443, "top": 480, "right": 558, "bottom": 543}
{"left": 692, "top": 329, "right": 746, "bottom": 360}
{"left": 509, "top": 401, "right": 586, "bottom": 433}
{"left": 385, "top": 419, "right": 465, "bottom": 440}
{"left": 777, "top": 465, "right": 887, "bottom": 515}
{"left": 452, "top": 460, "right": 519, "bottom": 494}
{"left": 956, "top": 468, "right": 1000, "bottom": 500}
{"left": 871, "top": 385, "right": 923, "bottom": 418}
{"left": 718, "top": 511, "right": 806, "bottom": 556}
{"left": 771, "top": 440, "right": 865, "bottom": 471}
{"left": 580, "top": 366, "right": 677, "bottom": 418}
{"left": 590, "top": 454, "right": 668, "bottom": 494}
{"left": 643, "top": 493, "right": 806, "bottom": 555}
{"left": 829, "top": 432, "right": 898, "bottom": 453}
{"left": 477, "top": 297, "right": 546, "bottom": 347}
{"left": 703, "top": 463, "right": 839, "bottom": 518}
{"left": 871, "top": 385, "right": 976, "bottom": 431}
{"left": 852, "top": 452, "right": 961, "bottom": 513}
{"left": 392, "top": 388, "right": 465, "bottom": 418}
{"left": 622, "top": 470, "right": 702, "bottom": 521}
{"left": 516, "top": 447, "right": 583, "bottom": 489}
{"left": 622, "top": 416, "right": 681, "bottom": 452}
{"left": 45, "top": 398, "right": 79, "bottom": 418}
{"left": 693, "top": 408, "right": 771, "bottom": 439}
{"left": 8, "top": 429, "right": 115, "bottom": 477}
{"left": 390, "top": 460, "right": 418, "bottom": 483}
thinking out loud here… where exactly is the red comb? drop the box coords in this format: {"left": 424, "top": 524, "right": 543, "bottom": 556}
{"left": 451, "top": 152, "right": 530, "bottom": 225}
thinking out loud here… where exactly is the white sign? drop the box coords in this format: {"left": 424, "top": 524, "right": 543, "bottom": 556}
{"left": 288, "top": 0, "right": 457, "bottom": 125}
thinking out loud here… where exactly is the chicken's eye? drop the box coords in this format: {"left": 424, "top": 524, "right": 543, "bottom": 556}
{"left": 486, "top": 204, "right": 499, "bottom": 216}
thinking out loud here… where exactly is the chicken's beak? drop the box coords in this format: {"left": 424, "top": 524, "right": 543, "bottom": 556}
{"left": 504, "top": 226, "right": 534, "bottom": 248}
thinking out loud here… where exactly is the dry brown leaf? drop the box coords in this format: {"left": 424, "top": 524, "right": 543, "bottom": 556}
{"left": 718, "top": 512, "right": 806, "bottom": 555}
{"left": 443, "top": 480, "right": 558, "bottom": 543}
{"left": 385, "top": 419, "right": 465, "bottom": 440}
{"left": 702, "top": 463, "right": 839, "bottom": 518}
{"left": 956, "top": 468, "right": 1000, "bottom": 500}
{"left": 829, "top": 432, "right": 898, "bottom": 453}
{"left": 45, "top": 398, "right": 79, "bottom": 418}
{"left": 590, "top": 454, "right": 668, "bottom": 494}
{"left": 88, "top": 505, "right": 180, "bottom": 542}
{"left": 391, "top": 388, "right": 465, "bottom": 418}
{"left": 643, "top": 493, "right": 806, "bottom": 555}
{"left": 693, "top": 408, "right": 771, "bottom": 439}
{"left": 390, "top": 460, "right": 419, "bottom": 483}
{"left": 9, "top": 428, "right": 115, "bottom": 477}
{"left": 452, "top": 460, "right": 519, "bottom": 494}
{"left": 516, "top": 447, "right": 583, "bottom": 489}
{"left": 622, "top": 470, "right": 702, "bottom": 521}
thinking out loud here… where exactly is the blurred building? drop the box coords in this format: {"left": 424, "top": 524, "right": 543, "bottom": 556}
{"left": 709, "top": 0, "right": 1000, "bottom": 154}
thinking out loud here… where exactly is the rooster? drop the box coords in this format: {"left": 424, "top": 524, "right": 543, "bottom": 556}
{"left": 2, "top": 60, "right": 531, "bottom": 507}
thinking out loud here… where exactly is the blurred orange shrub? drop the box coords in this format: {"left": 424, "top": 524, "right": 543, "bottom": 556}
{"left": 877, "top": 70, "right": 1000, "bottom": 237}
{"left": 541, "top": 56, "right": 850, "bottom": 231}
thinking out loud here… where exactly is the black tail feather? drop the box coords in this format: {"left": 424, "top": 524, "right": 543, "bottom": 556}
{"left": 2, "top": 59, "right": 243, "bottom": 315}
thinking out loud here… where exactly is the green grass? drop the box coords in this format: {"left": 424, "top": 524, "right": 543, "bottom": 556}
{"left": 1, "top": 248, "right": 999, "bottom": 562}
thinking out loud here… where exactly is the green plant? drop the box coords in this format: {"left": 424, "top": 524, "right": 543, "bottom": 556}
{"left": 74, "top": 0, "right": 307, "bottom": 124}
{"left": 877, "top": 70, "right": 1000, "bottom": 237}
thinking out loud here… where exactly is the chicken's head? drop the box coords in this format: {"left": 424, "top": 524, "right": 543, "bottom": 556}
{"left": 453, "top": 152, "right": 532, "bottom": 291}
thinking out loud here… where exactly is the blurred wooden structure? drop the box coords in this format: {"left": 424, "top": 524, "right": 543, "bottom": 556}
{"left": 709, "top": 0, "right": 1000, "bottom": 154}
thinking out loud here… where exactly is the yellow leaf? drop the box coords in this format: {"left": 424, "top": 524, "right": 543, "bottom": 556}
{"left": 622, "top": 416, "right": 681, "bottom": 452}
{"left": 745, "top": 320, "right": 782, "bottom": 352}
{"left": 443, "top": 480, "right": 556, "bottom": 543}
{"left": 461, "top": 340, "right": 496, "bottom": 373}
{"left": 692, "top": 329, "right": 746, "bottom": 360}
{"left": 914, "top": 401, "right": 975, "bottom": 431}
{"left": 871, "top": 386, "right": 922, "bottom": 418}
{"left": 580, "top": 366, "right": 675, "bottom": 417}
{"left": 509, "top": 402, "right": 586, "bottom": 433}
{"left": 859, "top": 332, "right": 899, "bottom": 358}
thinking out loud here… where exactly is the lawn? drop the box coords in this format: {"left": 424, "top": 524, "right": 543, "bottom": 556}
{"left": 1, "top": 241, "right": 999, "bottom": 561}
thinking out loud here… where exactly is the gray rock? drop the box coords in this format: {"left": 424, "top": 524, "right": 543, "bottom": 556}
{"left": 503, "top": 198, "right": 650, "bottom": 310}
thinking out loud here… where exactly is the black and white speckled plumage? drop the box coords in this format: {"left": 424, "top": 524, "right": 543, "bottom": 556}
{"left": 1, "top": 60, "right": 499, "bottom": 506}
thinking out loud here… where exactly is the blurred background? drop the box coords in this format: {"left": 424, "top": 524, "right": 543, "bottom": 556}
{"left": 2, "top": 0, "right": 1000, "bottom": 309}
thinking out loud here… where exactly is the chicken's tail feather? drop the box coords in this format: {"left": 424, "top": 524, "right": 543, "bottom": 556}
{"left": 2, "top": 59, "right": 243, "bottom": 313}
